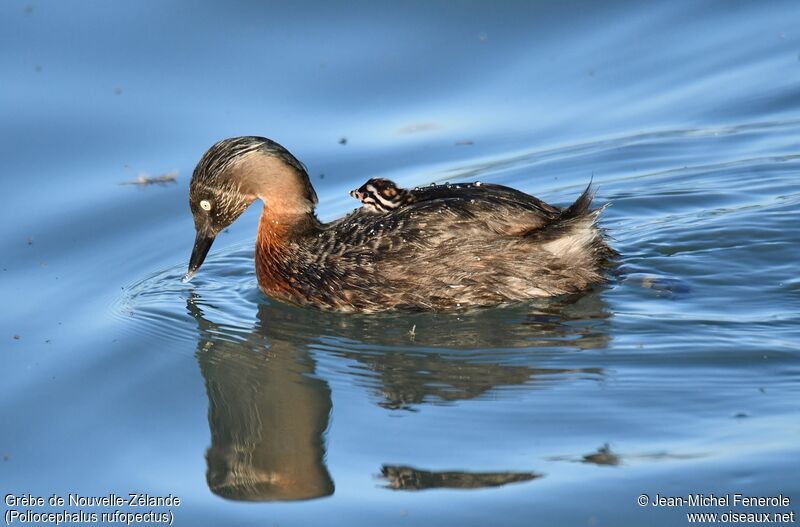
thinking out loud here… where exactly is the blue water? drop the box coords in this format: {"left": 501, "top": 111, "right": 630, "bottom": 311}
{"left": 2, "top": 1, "right": 799, "bottom": 526}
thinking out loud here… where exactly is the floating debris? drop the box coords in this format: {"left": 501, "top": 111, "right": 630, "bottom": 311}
{"left": 455, "top": 140, "right": 474, "bottom": 146}
{"left": 121, "top": 171, "right": 178, "bottom": 186}
{"left": 548, "top": 442, "right": 707, "bottom": 466}
{"left": 582, "top": 444, "right": 621, "bottom": 466}
{"left": 398, "top": 122, "right": 440, "bottom": 135}
{"left": 478, "top": 31, "right": 489, "bottom": 43}
{"left": 13, "top": 335, "right": 20, "bottom": 340}
{"left": 339, "top": 137, "right": 348, "bottom": 145}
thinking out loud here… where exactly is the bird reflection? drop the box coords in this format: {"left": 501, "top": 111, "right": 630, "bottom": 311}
{"left": 327, "top": 292, "right": 610, "bottom": 409}
{"left": 189, "top": 298, "right": 334, "bottom": 501}
{"left": 355, "top": 352, "right": 601, "bottom": 410}
{"left": 380, "top": 465, "right": 542, "bottom": 490}
{"left": 186, "top": 290, "right": 611, "bottom": 501}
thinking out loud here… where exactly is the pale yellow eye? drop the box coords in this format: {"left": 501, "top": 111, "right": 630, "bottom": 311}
{"left": 200, "top": 200, "right": 212, "bottom": 211}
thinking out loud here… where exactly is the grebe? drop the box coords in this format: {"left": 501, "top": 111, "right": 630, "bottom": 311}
{"left": 185, "top": 136, "right": 615, "bottom": 312}
{"left": 350, "top": 178, "right": 415, "bottom": 213}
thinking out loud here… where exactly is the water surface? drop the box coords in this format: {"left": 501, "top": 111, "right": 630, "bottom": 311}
{"left": 2, "top": 1, "right": 799, "bottom": 526}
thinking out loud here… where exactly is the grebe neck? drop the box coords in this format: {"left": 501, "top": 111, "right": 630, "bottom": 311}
{"left": 254, "top": 205, "right": 320, "bottom": 293}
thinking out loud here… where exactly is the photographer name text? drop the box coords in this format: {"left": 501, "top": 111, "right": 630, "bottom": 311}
{"left": 643, "top": 494, "right": 790, "bottom": 508}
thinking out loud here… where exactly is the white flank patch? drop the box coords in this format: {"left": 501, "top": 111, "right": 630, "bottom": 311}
{"left": 543, "top": 217, "right": 598, "bottom": 257}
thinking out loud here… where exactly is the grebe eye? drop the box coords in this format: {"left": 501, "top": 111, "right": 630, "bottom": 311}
{"left": 200, "top": 200, "right": 212, "bottom": 211}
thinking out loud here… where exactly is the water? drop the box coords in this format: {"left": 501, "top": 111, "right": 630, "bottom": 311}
{"left": 2, "top": 1, "right": 799, "bottom": 525}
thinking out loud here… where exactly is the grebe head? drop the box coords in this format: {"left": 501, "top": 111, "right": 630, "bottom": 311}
{"left": 185, "top": 136, "right": 317, "bottom": 281}
{"left": 349, "top": 178, "right": 406, "bottom": 213}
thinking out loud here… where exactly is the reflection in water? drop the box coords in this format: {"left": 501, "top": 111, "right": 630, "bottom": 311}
{"left": 327, "top": 292, "right": 611, "bottom": 410}
{"left": 380, "top": 465, "right": 542, "bottom": 491}
{"left": 520, "top": 293, "right": 611, "bottom": 349}
{"left": 355, "top": 353, "right": 601, "bottom": 411}
{"left": 186, "top": 290, "right": 612, "bottom": 501}
{"left": 190, "top": 298, "right": 334, "bottom": 501}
